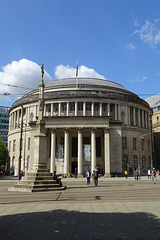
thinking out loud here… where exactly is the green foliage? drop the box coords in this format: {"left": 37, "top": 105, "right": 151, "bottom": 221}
{"left": 0, "top": 138, "right": 8, "bottom": 166}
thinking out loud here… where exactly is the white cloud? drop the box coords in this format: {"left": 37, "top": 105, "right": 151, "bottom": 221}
{"left": 133, "top": 20, "right": 160, "bottom": 47}
{"left": 0, "top": 59, "right": 52, "bottom": 100}
{"left": 129, "top": 75, "right": 147, "bottom": 83}
{"left": 55, "top": 64, "right": 105, "bottom": 79}
{"left": 126, "top": 42, "right": 136, "bottom": 51}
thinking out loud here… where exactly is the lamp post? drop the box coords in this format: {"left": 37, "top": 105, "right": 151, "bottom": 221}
{"left": 19, "top": 106, "right": 23, "bottom": 180}
{"left": 149, "top": 112, "right": 153, "bottom": 170}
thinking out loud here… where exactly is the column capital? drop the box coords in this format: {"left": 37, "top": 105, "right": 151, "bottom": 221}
{"left": 104, "top": 127, "right": 110, "bottom": 133}
{"left": 51, "top": 128, "right": 56, "bottom": 133}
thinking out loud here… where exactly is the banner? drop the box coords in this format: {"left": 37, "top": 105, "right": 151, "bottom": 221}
{"left": 83, "top": 144, "right": 91, "bottom": 161}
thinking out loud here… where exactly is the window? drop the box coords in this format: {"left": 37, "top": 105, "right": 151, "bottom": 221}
{"left": 133, "top": 138, "right": 137, "bottom": 150}
{"left": 102, "top": 103, "right": 106, "bottom": 112}
{"left": 13, "top": 140, "right": 16, "bottom": 152}
{"left": 96, "top": 137, "right": 101, "bottom": 157}
{"left": 72, "top": 137, "right": 78, "bottom": 157}
{"left": 70, "top": 103, "right": 75, "bottom": 111}
{"left": 142, "top": 139, "right": 144, "bottom": 151}
{"left": 78, "top": 103, "right": 83, "bottom": 111}
{"left": 142, "top": 156, "right": 145, "bottom": 169}
{"left": 122, "top": 137, "right": 127, "bottom": 150}
{"left": 28, "top": 138, "right": 30, "bottom": 150}
{"left": 122, "top": 155, "right": 128, "bottom": 171}
{"left": 133, "top": 155, "right": 138, "bottom": 169}
{"left": 63, "top": 104, "right": 67, "bottom": 111}
{"left": 9, "top": 141, "right": 11, "bottom": 152}
{"left": 86, "top": 103, "right": 91, "bottom": 111}
{"left": 94, "top": 103, "right": 99, "bottom": 111}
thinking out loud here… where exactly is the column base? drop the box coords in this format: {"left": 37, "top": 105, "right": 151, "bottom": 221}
{"left": 104, "top": 173, "right": 111, "bottom": 178}
{"left": 78, "top": 173, "right": 83, "bottom": 178}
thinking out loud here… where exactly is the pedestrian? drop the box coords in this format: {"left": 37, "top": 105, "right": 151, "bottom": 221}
{"left": 124, "top": 170, "right": 127, "bottom": 178}
{"left": 75, "top": 168, "right": 78, "bottom": 179}
{"left": 93, "top": 166, "right": 98, "bottom": 186}
{"left": 148, "top": 169, "right": 151, "bottom": 179}
{"left": 86, "top": 169, "right": 91, "bottom": 186}
{"left": 135, "top": 168, "right": 139, "bottom": 181}
{"left": 133, "top": 169, "right": 136, "bottom": 180}
{"left": 152, "top": 168, "right": 157, "bottom": 184}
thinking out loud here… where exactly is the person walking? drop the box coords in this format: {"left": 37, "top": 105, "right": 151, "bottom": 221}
{"left": 86, "top": 169, "right": 91, "bottom": 186}
{"left": 124, "top": 170, "right": 128, "bottom": 178}
{"left": 152, "top": 168, "right": 157, "bottom": 184}
{"left": 93, "top": 166, "right": 98, "bottom": 186}
{"left": 135, "top": 168, "right": 139, "bottom": 181}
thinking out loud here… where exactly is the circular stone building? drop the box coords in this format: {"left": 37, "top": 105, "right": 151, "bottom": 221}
{"left": 8, "top": 77, "right": 152, "bottom": 177}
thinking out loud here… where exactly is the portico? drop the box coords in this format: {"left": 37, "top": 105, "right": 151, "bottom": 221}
{"left": 47, "top": 116, "right": 110, "bottom": 176}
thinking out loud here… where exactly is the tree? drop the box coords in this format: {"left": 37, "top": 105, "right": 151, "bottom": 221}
{"left": 0, "top": 138, "right": 8, "bottom": 166}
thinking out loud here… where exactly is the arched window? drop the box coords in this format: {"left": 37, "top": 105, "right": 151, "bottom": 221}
{"left": 142, "top": 156, "right": 145, "bottom": 169}
{"left": 133, "top": 155, "right": 138, "bottom": 169}
{"left": 122, "top": 155, "right": 128, "bottom": 171}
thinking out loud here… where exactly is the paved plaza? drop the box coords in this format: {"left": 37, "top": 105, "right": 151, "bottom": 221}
{"left": 0, "top": 176, "right": 160, "bottom": 240}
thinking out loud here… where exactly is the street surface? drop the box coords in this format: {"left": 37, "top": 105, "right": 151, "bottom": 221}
{"left": 0, "top": 176, "right": 160, "bottom": 240}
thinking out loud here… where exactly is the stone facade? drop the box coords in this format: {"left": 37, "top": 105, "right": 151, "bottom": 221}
{"left": 8, "top": 78, "right": 152, "bottom": 176}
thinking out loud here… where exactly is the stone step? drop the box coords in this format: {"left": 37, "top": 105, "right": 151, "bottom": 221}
{"left": 22, "top": 176, "right": 53, "bottom": 181}
{"left": 14, "top": 183, "right": 61, "bottom": 189}
{"left": 17, "top": 180, "right": 58, "bottom": 185}
{"left": 9, "top": 186, "right": 66, "bottom": 192}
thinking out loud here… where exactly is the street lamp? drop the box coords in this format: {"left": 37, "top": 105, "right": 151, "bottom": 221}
{"left": 149, "top": 112, "right": 153, "bottom": 170}
{"left": 19, "top": 106, "right": 23, "bottom": 180}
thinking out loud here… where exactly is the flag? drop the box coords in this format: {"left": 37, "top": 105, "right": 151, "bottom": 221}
{"left": 76, "top": 60, "right": 78, "bottom": 77}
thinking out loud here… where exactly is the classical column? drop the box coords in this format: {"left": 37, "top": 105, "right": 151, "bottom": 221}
{"left": 58, "top": 103, "right": 61, "bottom": 116}
{"left": 91, "top": 102, "right": 94, "bottom": 116}
{"left": 142, "top": 110, "right": 144, "bottom": 128}
{"left": 115, "top": 104, "right": 117, "bottom": 120}
{"left": 107, "top": 103, "right": 110, "bottom": 116}
{"left": 83, "top": 102, "right": 86, "bottom": 116}
{"left": 64, "top": 128, "right": 69, "bottom": 176}
{"left": 78, "top": 128, "right": 83, "bottom": 177}
{"left": 133, "top": 107, "right": 136, "bottom": 126}
{"left": 128, "top": 106, "right": 130, "bottom": 125}
{"left": 17, "top": 110, "right": 20, "bottom": 128}
{"left": 91, "top": 128, "right": 96, "bottom": 174}
{"left": 75, "top": 102, "right": 78, "bottom": 116}
{"left": 51, "top": 103, "right": 53, "bottom": 116}
{"left": 138, "top": 109, "right": 141, "bottom": 127}
{"left": 99, "top": 102, "right": 102, "bottom": 116}
{"left": 50, "top": 129, "right": 56, "bottom": 173}
{"left": 104, "top": 128, "right": 110, "bottom": 177}
{"left": 67, "top": 102, "right": 69, "bottom": 116}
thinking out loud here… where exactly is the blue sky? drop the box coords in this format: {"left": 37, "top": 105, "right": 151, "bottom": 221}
{"left": 1, "top": 0, "right": 160, "bottom": 107}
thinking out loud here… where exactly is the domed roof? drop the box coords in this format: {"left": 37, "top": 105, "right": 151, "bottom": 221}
{"left": 11, "top": 77, "right": 149, "bottom": 110}
{"left": 45, "top": 78, "right": 126, "bottom": 90}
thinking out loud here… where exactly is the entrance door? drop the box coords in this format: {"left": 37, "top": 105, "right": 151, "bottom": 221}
{"left": 71, "top": 161, "right": 77, "bottom": 174}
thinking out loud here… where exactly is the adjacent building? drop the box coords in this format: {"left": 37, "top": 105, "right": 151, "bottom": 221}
{"left": 8, "top": 77, "right": 152, "bottom": 176}
{"left": 0, "top": 106, "right": 10, "bottom": 146}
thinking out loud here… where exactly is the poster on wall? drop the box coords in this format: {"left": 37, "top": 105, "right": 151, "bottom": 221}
{"left": 56, "top": 145, "right": 64, "bottom": 161}
{"left": 83, "top": 144, "right": 91, "bottom": 161}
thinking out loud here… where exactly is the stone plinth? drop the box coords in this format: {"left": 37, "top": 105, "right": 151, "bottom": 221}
{"left": 8, "top": 166, "right": 66, "bottom": 192}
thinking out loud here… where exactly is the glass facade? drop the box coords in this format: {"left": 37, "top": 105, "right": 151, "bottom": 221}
{"left": 0, "top": 106, "right": 10, "bottom": 146}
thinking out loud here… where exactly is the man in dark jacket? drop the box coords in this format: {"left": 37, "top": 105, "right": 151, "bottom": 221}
{"left": 93, "top": 167, "right": 98, "bottom": 186}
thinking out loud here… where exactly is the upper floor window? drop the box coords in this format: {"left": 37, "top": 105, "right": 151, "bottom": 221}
{"left": 133, "top": 138, "right": 137, "bottom": 150}
{"left": 142, "top": 139, "right": 144, "bottom": 151}
{"left": 70, "top": 103, "right": 75, "bottom": 111}
{"left": 122, "top": 137, "right": 127, "bottom": 150}
{"left": 13, "top": 140, "right": 16, "bottom": 152}
{"left": 78, "top": 103, "right": 83, "bottom": 111}
{"left": 94, "top": 103, "right": 99, "bottom": 111}
{"left": 86, "top": 103, "right": 91, "bottom": 111}
{"left": 28, "top": 138, "right": 30, "bottom": 150}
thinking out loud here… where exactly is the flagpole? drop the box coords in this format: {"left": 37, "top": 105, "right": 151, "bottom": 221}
{"left": 76, "top": 60, "right": 78, "bottom": 89}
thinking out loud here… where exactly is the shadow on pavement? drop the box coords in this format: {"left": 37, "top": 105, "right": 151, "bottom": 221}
{"left": 0, "top": 210, "right": 160, "bottom": 240}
